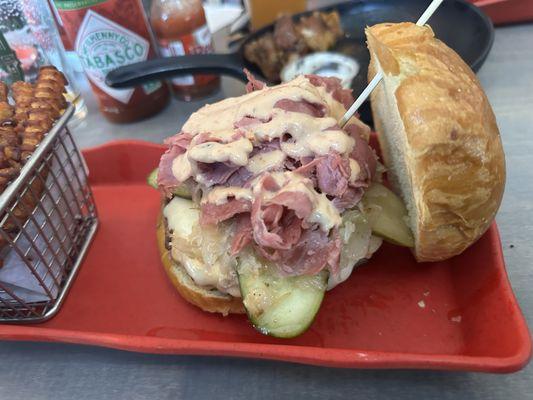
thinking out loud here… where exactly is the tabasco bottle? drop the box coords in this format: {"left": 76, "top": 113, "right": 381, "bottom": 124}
{"left": 53, "top": 0, "right": 169, "bottom": 123}
{"left": 150, "top": 0, "right": 220, "bottom": 101}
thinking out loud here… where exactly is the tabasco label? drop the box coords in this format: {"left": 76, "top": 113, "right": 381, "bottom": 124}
{"left": 75, "top": 9, "right": 150, "bottom": 103}
{"left": 55, "top": 0, "right": 161, "bottom": 104}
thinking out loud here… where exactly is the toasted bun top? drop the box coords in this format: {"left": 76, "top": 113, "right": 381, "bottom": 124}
{"left": 366, "top": 22, "right": 505, "bottom": 261}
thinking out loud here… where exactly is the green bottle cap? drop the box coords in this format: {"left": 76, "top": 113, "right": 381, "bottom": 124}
{"left": 0, "top": 31, "right": 24, "bottom": 84}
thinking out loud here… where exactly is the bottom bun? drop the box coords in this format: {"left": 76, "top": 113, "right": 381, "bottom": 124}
{"left": 157, "top": 212, "right": 245, "bottom": 316}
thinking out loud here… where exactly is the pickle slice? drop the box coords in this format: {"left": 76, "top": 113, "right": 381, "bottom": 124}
{"left": 362, "top": 183, "right": 414, "bottom": 247}
{"left": 237, "top": 251, "right": 327, "bottom": 339}
{"left": 147, "top": 168, "right": 158, "bottom": 189}
{"left": 147, "top": 168, "right": 192, "bottom": 199}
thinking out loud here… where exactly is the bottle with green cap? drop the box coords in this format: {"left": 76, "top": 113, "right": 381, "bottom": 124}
{"left": 0, "top": 30, "right": 23, "bottom": 84}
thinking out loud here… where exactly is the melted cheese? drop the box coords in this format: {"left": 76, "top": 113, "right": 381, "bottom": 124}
{"left": 247, "top": 150, "right": 286, "bottom": 174}
{"left": 164, "top": 198, "right": 240, "bottom": 297}
{"left": 163, "top": 197, "right": 199, "bottom": 237}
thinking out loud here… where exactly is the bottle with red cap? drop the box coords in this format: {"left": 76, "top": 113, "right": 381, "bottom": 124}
{"left": 150, "top": 0, "right": 220, "bottom": 101}
{"left": 53, "top": 0, "right": 169, "bottom": 123}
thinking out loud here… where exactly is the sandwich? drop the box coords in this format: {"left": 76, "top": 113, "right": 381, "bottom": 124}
{"left": 148, "top": 22, "right": 505, "bottom": 338}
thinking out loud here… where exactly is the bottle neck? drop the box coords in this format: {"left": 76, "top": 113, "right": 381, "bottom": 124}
{"left": 150, "top": 0, "right": 206, "bottom": 39}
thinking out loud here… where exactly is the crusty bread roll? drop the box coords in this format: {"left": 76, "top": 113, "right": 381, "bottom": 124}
{"left": 156, "top": 213, "right": 245, "bottom": 315}
{"left": 366, "top": 22, "right": 505, "bottom": 261}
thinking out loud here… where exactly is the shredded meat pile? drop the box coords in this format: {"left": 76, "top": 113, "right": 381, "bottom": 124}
{"left": 158, "top": 73, "right": 377, "bottom": 279}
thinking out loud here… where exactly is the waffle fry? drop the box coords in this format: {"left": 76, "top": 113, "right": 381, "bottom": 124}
{"left": 21, "top": 67, "right": 67, "bottom": 160}
{"left": 0, "top": 82, "right": 13, "bottom": 124}
{"left": 35, "top": 66, "right": 67, "bottom": 107}
{"left": 12, "top": 81, "right": 34, "bottom": 134}
{"left": 0, "top": 66, "right": 67, "bottom": 251}
{"left": 0, "top": 83, "right": 19, "bottom": 189}
{"left": 0, "top": 66, "right": 67, "bottom": 188}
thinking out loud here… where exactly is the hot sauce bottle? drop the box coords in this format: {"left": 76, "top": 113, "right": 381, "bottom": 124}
{"left": 150, "top": 0, "right": 220, "bottom": 101}
{"left": 53, "top": 0, "right": 169, "bottom": 123}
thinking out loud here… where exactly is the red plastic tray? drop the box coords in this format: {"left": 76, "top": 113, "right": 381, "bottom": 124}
{"left": 471, "top": 0, "right": 533, "bottom": 25}
{"left": 0, "top": 140, "right": 530, "bottom": 372}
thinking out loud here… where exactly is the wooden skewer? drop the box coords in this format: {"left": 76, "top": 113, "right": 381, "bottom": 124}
{"left": 416, "top": 0, "right": 445, "bottom": 25}
{"left": 339, "top": 0, "right": 444, "bottom": 127}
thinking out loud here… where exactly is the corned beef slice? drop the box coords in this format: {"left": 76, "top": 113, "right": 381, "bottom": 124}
{"left": 158, "top": 72, "right": 378, "bottom": 278}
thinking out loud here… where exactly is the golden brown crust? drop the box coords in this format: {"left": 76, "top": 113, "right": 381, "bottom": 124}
{"left": 156, "top": 212, "right": 245, "bottom": 316}
{"left": 11, "top": 81, "right": 34, "bottom": 132}
{"left": 0, "top": 82, "right": 12, "bottom": 124}
{"left": 21, "top": 67, "right": 67, "bottom": 160}
{"left": 0, "top": 67, "right": 67, "bottom": 255}
{"left": 366, "top": 22, "right": 506, "bottom": 261}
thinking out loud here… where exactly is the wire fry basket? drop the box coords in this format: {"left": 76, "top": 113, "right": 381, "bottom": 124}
{"left": 0, "top": 104, "right": 98, "bottom": 322}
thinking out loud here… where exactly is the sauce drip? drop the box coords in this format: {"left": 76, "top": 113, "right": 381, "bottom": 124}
{"left": 174, "top": 75, "right": 361, "bottom": 231}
